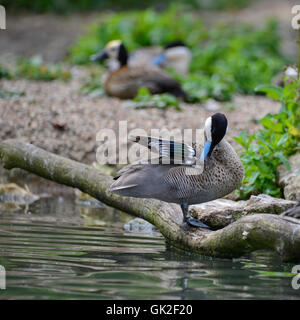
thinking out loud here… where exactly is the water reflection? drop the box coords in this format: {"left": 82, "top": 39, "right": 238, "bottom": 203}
{"left": 0, "top": 195, "right": 299, "bottom": 300}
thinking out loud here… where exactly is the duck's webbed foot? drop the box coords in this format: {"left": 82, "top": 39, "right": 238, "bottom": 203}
{"left": 185, "top": 216, "right": 210, "bottom": 228}
{"left": 181, "top": 203, "right": 210, "bottom": 229}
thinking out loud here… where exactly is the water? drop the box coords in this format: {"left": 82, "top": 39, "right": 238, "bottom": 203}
{"left": 0, "top": 194, "right": 299, "bottom": 300}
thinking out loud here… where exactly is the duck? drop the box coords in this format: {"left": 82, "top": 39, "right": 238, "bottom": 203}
{"left": 109, "top": 113, "right": 244, "bottom": 228}
{"left": 129, "top": 41, "right": 192, "bottom": 76}
{"left": 90, "top": 40, "right": 188, "bottom": 100}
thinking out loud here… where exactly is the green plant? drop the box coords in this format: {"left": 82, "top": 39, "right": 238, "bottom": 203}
{"left": 69, "top": 7, "right": 287, "bottom": 102}
{"left": 0, "top": 65, "right": 12, "bottom": 79}
{"left": 69, "top": 6, "right": 206, "bottom": 65}
{"left": 16, "top": 56, "right": 71, "bottom": 81}
{"left": 234, "top": 77, "right": 300, "bottom": 198}
{"left": 80, "top": 73, "right": 105, "bottom": 98}
{"left": 124, "top": 87, "right": 182, "bottom": 111}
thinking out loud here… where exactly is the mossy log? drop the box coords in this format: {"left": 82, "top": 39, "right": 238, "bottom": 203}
{"left": 0, "top": 139, "right": 300, "bottom": 262}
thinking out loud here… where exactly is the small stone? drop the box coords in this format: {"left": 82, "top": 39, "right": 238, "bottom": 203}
{"left": 0, "top": 183, "right": 39, "bottom": 204}
{"left": 124, "top": 217, "right": 157, "bottom": 233}
{"left": 277, "top": 152, "right": 300, "bottom": 201}
{"left": 242, "top": 230, "right": 249, "bottom": 239}
{"left": 204, "top": 99, "right": 220, "bottom": 111}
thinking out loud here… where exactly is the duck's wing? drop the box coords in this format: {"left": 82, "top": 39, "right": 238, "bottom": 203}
{"left": 129, "top": 135, "right": 203, "bottom": 169}
{"left": 129, "top": 47, "right": 162, "bottom": 67}
{"left": 113, "top": 66, "right": 188, "bottom": 99}
{"left": 141, "top": 68, "right": 188, "bottom": 99}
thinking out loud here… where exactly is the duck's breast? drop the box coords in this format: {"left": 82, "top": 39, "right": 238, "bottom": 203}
{"left": 163, "top": 140, "right": 244, "bottom": 204}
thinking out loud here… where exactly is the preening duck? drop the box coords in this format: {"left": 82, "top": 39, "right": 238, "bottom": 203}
{"left": 90, "top": 40, "right": 188, "bottom": 100}
{"left": 109, "top": 113, "right": 244, "bottom": 228}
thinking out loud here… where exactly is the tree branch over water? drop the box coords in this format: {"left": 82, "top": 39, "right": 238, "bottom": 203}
{"left": 1, "top": 139, "right": 300, "bottom": 262}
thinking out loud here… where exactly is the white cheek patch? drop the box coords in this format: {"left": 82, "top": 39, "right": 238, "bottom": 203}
{"left": 204, "top": 117, "right": 212, "bottom": 142}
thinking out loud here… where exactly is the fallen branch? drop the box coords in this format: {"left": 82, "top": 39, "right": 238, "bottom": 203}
{"left": 0, "top": 139, "right": 300, "bottom": 262}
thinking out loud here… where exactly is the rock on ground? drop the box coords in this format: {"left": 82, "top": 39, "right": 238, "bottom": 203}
{"left": 123, "top": 217, "right": 157, "bottom": 233}
{"left": 0, "top": 182, "right": 39, "bottom": 204}
{"left": 277, "top": 153, "right": 300, "bottom": 201}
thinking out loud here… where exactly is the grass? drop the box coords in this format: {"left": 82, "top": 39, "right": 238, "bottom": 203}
{"left": 79, "top": 69, "right": 106, "bottom": 98}
{"left": 0, "top": 65, "right": 12, "bottom": 79}
{"left": 69, "top": 6, "right": 287, "bottom": 102}
{"left": 16, "top": 56, "right": 71, "bottom": 81}
{"left": 234, "top": 75, "right": 300, "bottom": 198}
{"left": 123, "top": 87, "right": 182, "bottom": 111}
{"left": 0, "top": 57, "right": 71, "bottom": 82}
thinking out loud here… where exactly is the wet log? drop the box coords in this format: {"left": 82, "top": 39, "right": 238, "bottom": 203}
{"left": 0, "top": 139, "right": 300, "bottom": 262}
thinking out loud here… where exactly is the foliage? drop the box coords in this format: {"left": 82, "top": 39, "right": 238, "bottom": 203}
{"left": 79, "top": 72, "right": 106, "bottom": 98}
{"left": 16, "top": 56, "right": 71, "bottom": 81}
{"left": 69, "top": 6, "right": 205, "bottom": 65}
{"left": 2, "top": 0, "right": 251, "bottom": 13}
{"left": 69, "top": 6, "right": 287, "bottom": 102}
{"left": 234, "top": 77, "right": 300, "bottom": 198}
{"left": 124, "top": 87, "right": 182, "bottom": 111}
{"left": 0, "top": 57, "right": 71, "bottom": 81}
{"left": 171, "top": 71, "right": 234, "bottom": 102}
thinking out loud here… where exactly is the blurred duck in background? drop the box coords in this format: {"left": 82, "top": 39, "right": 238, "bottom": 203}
{"left": 129, "top": 41, "right": 192, "bottom": 76}
{"left": 90, "top": 40, "right": 188, "bottom": 99}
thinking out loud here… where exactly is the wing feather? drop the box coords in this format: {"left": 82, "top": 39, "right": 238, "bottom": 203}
{"left": 129, "top": 135, "right": 198, "bottom": 166}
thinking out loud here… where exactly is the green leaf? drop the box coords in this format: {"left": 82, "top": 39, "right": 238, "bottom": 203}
{"left": 248, "top": 171, "right": 260, "bottom": 184}
{"left": 129, "top": 87, "right": 181, "bottom": 111}
{"left": 256, "top": 132, "right": 274, "bottom": 151}
{"left": 274, "top": 152, "right": 291, "bottom": 170}
{"left": 276, "top": 133, "right": 289, "bottom": 147}
{"left": 255, "top": 84, "right": 283, "bottom": 101}
{"left": 260, "top": 117, "right": 275, "bottom": 129}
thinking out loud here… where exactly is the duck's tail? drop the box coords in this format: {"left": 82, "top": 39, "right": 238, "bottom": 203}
{"left": 170, "top": 87, "right": 189, "bottom": 101}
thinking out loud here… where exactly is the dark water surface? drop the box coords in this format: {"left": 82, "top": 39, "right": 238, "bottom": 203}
{"left": 0, "top": 195, "right": 299, "bottom": 300}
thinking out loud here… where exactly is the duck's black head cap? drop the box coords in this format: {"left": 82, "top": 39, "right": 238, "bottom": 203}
{"left": 118, "top": 43, "right": 128, "bottom": 66}
{"left": 164, "top": 41, "right": 186, "bottom": 49}
{"left": 211, "top": 113, "right": 228, "bottom": 146}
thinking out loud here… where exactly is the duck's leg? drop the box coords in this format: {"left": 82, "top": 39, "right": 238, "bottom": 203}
{"left": 180, "top": 203, "right": 210, "bottom": 228}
